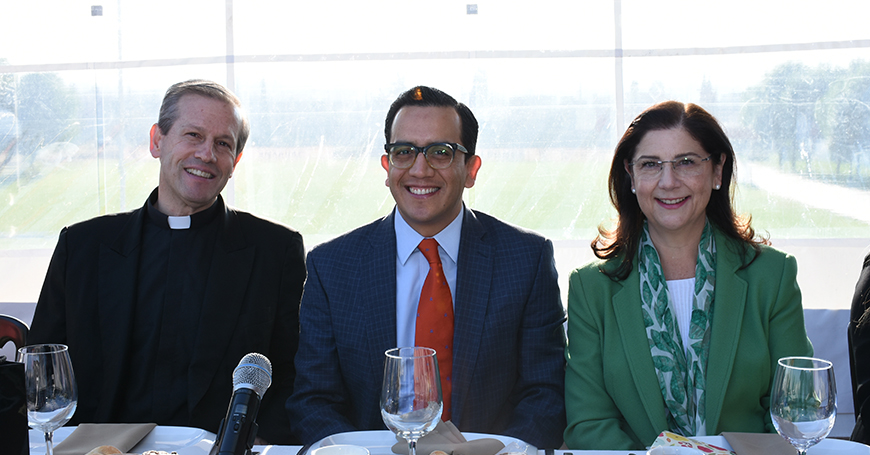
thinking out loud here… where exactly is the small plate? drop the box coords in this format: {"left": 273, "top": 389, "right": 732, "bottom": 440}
{"left": 311, "top": 444, "right": 371, "bottom": 455}
{"left": 29, "top": 426, "right": 216, "bottom": 455}
{"left": 310, "top": 430, "right": 536, "bottom": 455}
{"left": 647, "top": 447, "right": 702, "bottom": 455}
{"left": 804, "top": 438, "right": 870, "bottom": 454}
{"left": 693, "top": 436, "right": 870, "bottom": 454}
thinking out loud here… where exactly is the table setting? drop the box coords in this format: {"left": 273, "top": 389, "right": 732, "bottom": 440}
{"left": 17, "top": 348, "right": 870, "bottom": 455}
{"left": 29, "top": 425, "right": 216, "bottom": 455}
{"left": 28, "top": 427, "right": 870, "bottom": 455}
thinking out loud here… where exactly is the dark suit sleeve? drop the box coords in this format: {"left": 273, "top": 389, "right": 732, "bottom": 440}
{"left": 29, "top": 226, "right": 108, "bottom": 426}
{"left": 850, "top": 252, "right": 870, "bottom": 444}
{"left": 286, "top": 249, "right": 359, "bottom": 444}
{"left": 257, "top": 230, "right": 306, "bottom": 444}
{"left": 29, "top": 227, "right": 70, "bottom": 345}
{"left": 501, "top": 239, "right": 567, "bottom": 448}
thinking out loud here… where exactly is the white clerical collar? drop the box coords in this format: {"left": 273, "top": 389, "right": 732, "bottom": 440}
{"left": 147, "top": 188, "right": 221, "bottom": 230}
{"left": 167, "top": 216, "right": 191, "bottom": 229}
{"left": 394, "top": 206, "right": 463, "bottom": 266}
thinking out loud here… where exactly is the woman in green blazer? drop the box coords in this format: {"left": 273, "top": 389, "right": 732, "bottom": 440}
{"left": 564, "top": 101, "right": 813, "bottom": 450}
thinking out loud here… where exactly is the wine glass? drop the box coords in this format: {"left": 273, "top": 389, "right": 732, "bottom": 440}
{"left": 17, "top": 344, "right": 78, "bottom": 455}
{"left": 770, "top": 356, "right": 836, "bottom": 455}
{"left": 381, "top": 347, "right": 442, "bottom": 455}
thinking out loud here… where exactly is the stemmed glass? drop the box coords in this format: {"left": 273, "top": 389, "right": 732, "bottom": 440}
{"left": 380, "top": 347, "right": 443, "bottom": 455}
{"left": 17, "top": 344, "right": 78, "bottom": 455}
{"left": 770, "top": 356, "right": 836, "bottom": 455}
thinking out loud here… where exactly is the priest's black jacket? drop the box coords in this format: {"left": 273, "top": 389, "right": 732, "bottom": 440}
{"left": 29, "top": 192, "right": 305, "bottom": 444}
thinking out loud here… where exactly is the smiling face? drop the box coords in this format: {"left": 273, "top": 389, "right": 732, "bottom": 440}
{"left": 149, "top": 94, "right": 242, "bottom": 216}
{"left": 381, "top": 105, "right": 482, "bottom": 237}
{"left": 625, "top": 127, "right": 724, "bottom": 241}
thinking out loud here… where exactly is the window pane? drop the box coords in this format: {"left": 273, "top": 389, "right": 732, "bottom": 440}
{"left": 0, "top": 0, "right": 867, "bottom": 316}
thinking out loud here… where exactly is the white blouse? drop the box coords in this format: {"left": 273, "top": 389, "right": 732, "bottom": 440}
{"left": 667, "top": 277, "right": 696, "bottom": 354}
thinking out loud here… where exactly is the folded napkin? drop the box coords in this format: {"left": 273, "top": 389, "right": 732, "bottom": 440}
{"left": 650, "top": 431, "right": 734, "bottom": 455}
{"left": 721, "top": 432, "right": 795, "bottom": 455}
{"left": 53, "top": 423, "right": 157, "bottom": 455}
{"left": 391, "top": 421, "right": 506, "bottom": 455}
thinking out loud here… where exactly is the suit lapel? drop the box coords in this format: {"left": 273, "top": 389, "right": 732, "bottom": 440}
{"left": 612, "top": 268, "right": 669, "bottom": 432}
{"left": 97, "top": 206, "right": 146, "bottom": 418}
{"left": 611, "top": 231, "right": 751, "bottom": 434}
{"left": 704, "top": 232, "right": 749, "bottom": 432}
{"left": 451, "top": 208, "right": 493, "bottom": 424}
{"left": 189, "top": 201, "right": 255, "bottom": 409}
{"left": 362, "top": 212, "right": 400, "bottom": 381}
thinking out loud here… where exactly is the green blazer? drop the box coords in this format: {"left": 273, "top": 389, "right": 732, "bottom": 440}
{"left": 563, "top": 229, "right": 813, "bottom": 450}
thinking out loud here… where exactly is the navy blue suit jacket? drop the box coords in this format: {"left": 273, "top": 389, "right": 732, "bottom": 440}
{"left": 287, "top": 207, "right": 567, "bottom": 448}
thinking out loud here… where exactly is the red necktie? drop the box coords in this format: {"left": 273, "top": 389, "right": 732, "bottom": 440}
{"left": 415, "top": 238, "right": 454, "bottom": 421}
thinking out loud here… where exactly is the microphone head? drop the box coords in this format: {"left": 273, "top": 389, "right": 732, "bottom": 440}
{"left": 232, "top": 352, "right": 272, "bottom": 397}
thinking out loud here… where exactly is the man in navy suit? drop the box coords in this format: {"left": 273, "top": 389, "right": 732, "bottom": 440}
{"left": 287, "top": 86, "right": 566, "bottom": 448}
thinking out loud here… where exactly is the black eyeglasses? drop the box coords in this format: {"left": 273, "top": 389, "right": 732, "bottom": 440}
{"left": 384, "top": 142, "right": 468, "bottom": 169}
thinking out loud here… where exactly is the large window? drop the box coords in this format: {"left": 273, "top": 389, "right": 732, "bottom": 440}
{"left": 1, "top": 0, "right": 868, "bottom": 310}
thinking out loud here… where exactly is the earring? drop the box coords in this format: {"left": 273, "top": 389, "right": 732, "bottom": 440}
{"left": 714, "top": 184, "right": 721, "bottom": 190}
{"left": 631, "top": 188, "right": 636, "bottom": 194}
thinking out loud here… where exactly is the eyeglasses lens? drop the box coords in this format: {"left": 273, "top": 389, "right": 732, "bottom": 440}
{"left": 424, "top": 145, "right": 454, "bottom": 169}
{"left": 388, "top": 145, "right": 416, "bottom": 168}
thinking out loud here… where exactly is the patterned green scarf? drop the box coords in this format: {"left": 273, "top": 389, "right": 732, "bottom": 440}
{"left": 638, "top": 220, "right": 716, "bottom": 436}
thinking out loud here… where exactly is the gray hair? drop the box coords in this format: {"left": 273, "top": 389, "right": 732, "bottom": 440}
{"left": 157, "top": 79, "right": 250, "bottom": 156}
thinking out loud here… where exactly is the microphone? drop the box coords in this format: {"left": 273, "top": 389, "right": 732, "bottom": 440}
{"left": 209, "top": 353, "right": 272, "bottom": 455}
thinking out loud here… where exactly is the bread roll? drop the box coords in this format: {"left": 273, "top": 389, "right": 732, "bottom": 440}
{"left": 85, "top": 446, "right": 122, "bottom": 455}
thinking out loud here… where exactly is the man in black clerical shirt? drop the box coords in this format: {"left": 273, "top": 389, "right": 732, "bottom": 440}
{"left": 29, "top": 80, "right": 305, "bottom": 444}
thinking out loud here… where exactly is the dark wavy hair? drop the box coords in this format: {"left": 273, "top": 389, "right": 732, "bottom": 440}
{"left": 157, "top": 79, "right": 250, "bottom": 157}
{"left": 593, "top": 100, "right": 768, "bottom": 281}
{"left": 384, "top": 85, "right": 478, "bottom": 160}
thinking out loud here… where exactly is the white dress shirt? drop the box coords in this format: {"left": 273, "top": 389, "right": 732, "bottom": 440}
{"left": 394, "top": 208, "right": 462, "bottom": 348}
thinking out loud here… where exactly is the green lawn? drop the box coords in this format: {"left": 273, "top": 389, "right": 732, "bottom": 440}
{"left": 0, "top": 149, "right": 867, "bottom": 251}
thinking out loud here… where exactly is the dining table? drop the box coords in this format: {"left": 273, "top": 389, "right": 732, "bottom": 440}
{"left": 28, "top": 427, "right": 870, "bottom": 455}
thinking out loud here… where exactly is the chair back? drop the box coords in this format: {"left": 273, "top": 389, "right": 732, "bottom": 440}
{"left": 0, "top": 314, "right": 28, "bottom": 352}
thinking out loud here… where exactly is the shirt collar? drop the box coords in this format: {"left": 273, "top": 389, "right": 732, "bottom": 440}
{"left": 146, "top": 188, "right": 221, "bottom": 230}
{"left": 394, "top": 206, "right": 463, "bottom": 266}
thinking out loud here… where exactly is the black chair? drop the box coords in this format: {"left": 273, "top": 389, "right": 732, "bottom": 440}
{"left": 0, "top": 314, "right": 28, "bottom": 352}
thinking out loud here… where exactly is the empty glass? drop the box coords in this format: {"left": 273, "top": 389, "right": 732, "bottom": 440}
{"left": 17, "top": 344, "right": 78, "bottom": 455}
{"left": 770, "top": 356, "right": 836, "bottom": 455}
{"left": 380, "top": 347, "right": 442, "bottom": 455}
